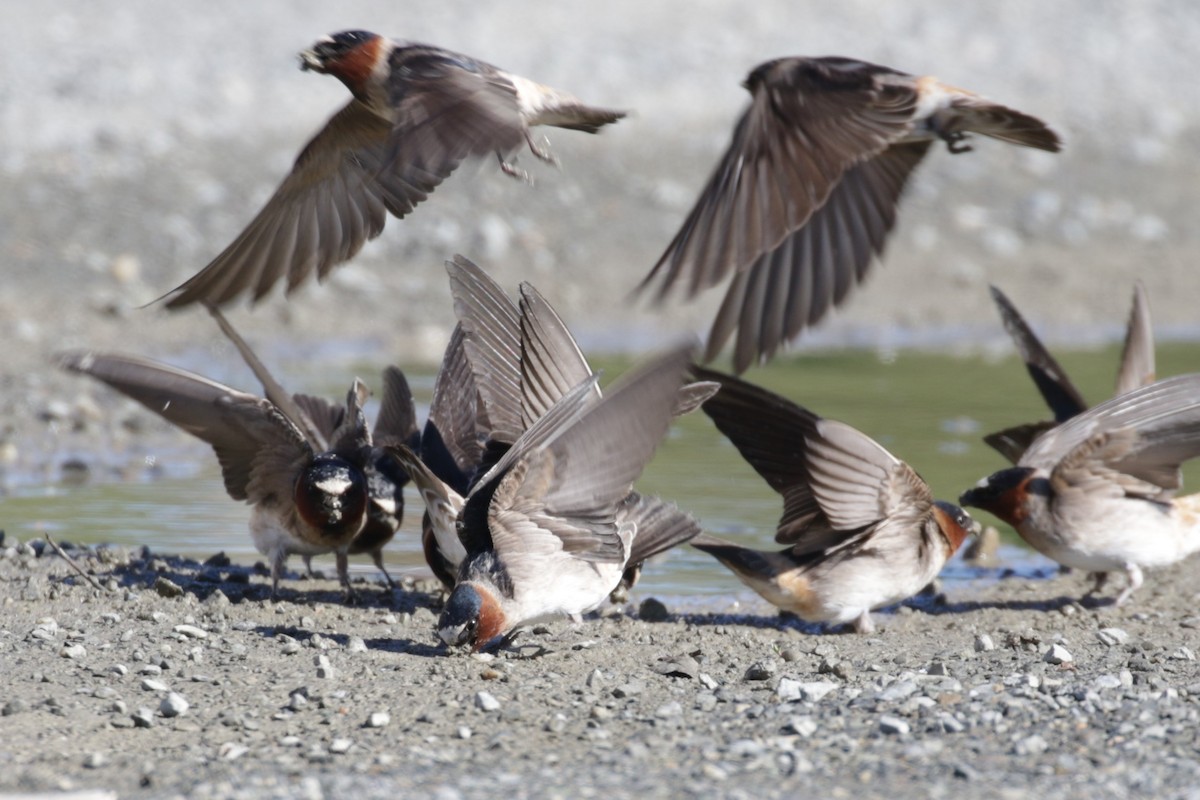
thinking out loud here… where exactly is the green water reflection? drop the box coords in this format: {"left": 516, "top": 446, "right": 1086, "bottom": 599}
{"left": 8, "top": 342, "right": 1199, "bottom": 599}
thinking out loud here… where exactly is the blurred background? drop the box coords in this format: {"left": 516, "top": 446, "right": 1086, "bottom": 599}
{"left": 4, "top": 2, "right": 1200, "bottom": 596}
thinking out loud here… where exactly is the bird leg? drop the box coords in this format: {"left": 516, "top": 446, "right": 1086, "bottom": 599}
{"left": 1084, "top": 570, "right": 1109, "bottom": 599}
{"left": 852, "top": 610, "right": 875, "bottom": 634}
{"left": 524, "top": 131, "right": 558, "bottom": 166}
{"left": 496, "top": 151, "right": 532, "bottom": 183}
{"left": 336, "top": 551, "right": 360, "bottom": 605}
{"left": 1114, "top": 563, "right": 1144, "bottom": 607}
{"left": 270, "top": 548, "right": 288, "bottom": 601}
{"left": 370, "top": 551, "right": 397, "bottom": 591}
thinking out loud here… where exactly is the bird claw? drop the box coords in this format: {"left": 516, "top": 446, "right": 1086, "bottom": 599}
{"left": 498, "top": 155, "right": 533, "bottom": 184}
{"left": 940, "top": 130, "right": 973, "bottom": 154}
{"left": 525, "top": 132, "right": 558, "bottom": 166}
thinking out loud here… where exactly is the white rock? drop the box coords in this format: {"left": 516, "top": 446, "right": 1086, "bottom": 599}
{"left": 159, "top": 692, "right": 189, "bottom": 717}
{"left": 974, "top": 634, "right": 996, "bottom": 652}
{"left": 218, "top": 742, "right": 249, "bottom": 760}
{"left": 173, "top": 624, "right": 208, "bottom": 639}
{"left": 797, "top": 682, "right": 839, "bottom": 703}
{"left": 879, "top": 715, "right": 910, "bottom": 735}
{"left": 1044, "top": 644, "right": 1073, "bottom": 665}
{"left": 1096, "top": 628, "right": 1128, "bottom": 646}
{"left": 787, "top": 716, "right": 818, "bottom": 738}
{"left": 329, "top": 738, "right": 353, "bottom": 754}
{"left": 475, "top": 691, "right": 500, "bottom": 712}
{"left": 365, "top": 711, "right": 390, "bottom": 728}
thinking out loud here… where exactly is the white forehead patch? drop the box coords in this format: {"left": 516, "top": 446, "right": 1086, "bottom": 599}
{"left": 975, "top": 475, "right": 992, "bottom": 488}
{"left": 315, "top": 475, "right": 354, "bottom": 495}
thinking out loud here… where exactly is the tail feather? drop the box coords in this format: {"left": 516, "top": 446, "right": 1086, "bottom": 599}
{"left": 956, "top": 101, "right": 1061, "bottom": 152}
{"left": 539, "top": 104, "right": 627, "bottom": 133}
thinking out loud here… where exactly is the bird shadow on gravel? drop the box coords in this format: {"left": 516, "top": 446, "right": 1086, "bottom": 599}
{"left": 253, "top": 624, "right": 446, "bottom": 658}
{"left": 44, "top": 543, "right": 447, "bottom": 615}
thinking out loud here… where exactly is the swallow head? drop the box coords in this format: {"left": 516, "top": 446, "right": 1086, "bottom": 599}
{"left": 299, "top": 31, "right": 385, "bottom": 98}
{"left": 293, "top": 455, "right": 369, "bottom": 540}
{"left": 931, "top": 500, "right": 981, "bottom": 554}
{"left": 438, "top": 582, "right": 506, "bottom": 651}
{"left": 959, "top": 466, "right": 1043, "bottom": 527}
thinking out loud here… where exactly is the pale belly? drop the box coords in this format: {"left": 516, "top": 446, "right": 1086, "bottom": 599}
{"left": 1020, "top": 495, "right": 1200, "bottom": 571}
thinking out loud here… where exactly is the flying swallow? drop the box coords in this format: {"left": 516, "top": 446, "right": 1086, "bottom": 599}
{"left": 59, "top": 311, "right": 418, "bottom": 598}
{"left": 161, "top": 30, "right": 625, "bottom": 309}
{"left": 411, "top": 343, "right": 695, "bottom": 651}
{"left": 961, "top": 373, "right": 1200, "bottom": 606}
{"left": 984, "top": 282, "right": 1155, "bottom": 462}
{"left": 689, "top": 367, "right": 979, "bottom": 633}
{"left": 399, "top": 256, "right": 710, "bottom": 597}
{"left": 638, "top": 56, "right": 1061, "bottom": 373}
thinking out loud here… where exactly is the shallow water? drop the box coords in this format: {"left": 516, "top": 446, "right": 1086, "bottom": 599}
{"left": 8, "top": 341, "right": 1200, "bottom": 598}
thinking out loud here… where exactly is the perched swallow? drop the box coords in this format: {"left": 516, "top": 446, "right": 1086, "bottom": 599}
{"left": 638, "top": 56, "right": 1061, "bottom": 373}
{"left": 412, "top": 343, "right": 694, "bottom": 651}
{"left": 985, "top": 282, "right": 1155, "bottom": 462}
{"left": 961, "top": 373, "right": 1200, "bottom": 606}
{"left": 402, "top": 255, "right": 710, "bottom": 597}
{"left": 59, "top": 312, "right": 418, "bottom": 598}
{"left": 162, "top": 30, "right": 626, "bottom": 309}
{"left": 689, "top": 367, "right": 979, "bottom": 632}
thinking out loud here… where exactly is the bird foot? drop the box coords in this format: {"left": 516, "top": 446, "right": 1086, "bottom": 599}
{"left": 939, "top": 129, "right": 973, "bottom": 154}
{"left": 524, "top": 131, "right": 558, "bottom": 166}
{"left": 497, "top": 153, "right": 533, "bottom": 184}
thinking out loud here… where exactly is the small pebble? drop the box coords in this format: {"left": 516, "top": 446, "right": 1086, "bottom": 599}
{"left": 346, "top": 636, "right": 368, "bottom": 654}
{"left": 1096, "top": 628, "right": 1129, "bottom": 646}
{"left": 154, "top": 577, "right": 184, "bottom": 599}
{"left": 475, "top": 691, "right": 500, "bottom": 712}
{"left": 457, "top": 726, "right": 473, "bottom": 740}
{"left": 141, "top": 679, "right": 169, "bottom": 692}
{"left": 786, "top": 716, "right": 818, "bottom": 737}
{"left": 365, "top": 711, "right": 390, "bottom": 728}
{"left": 974, "top": 634, "right": 996, "bottom": 653}
{"left": 879, "top": 715, "right": 910, "bottom": 735}
{"left": 159, "top": 692, "right": 189, "bottom": 717}
{"left": 1044, "top": 644, "right": 1074, "bottom": 665}
{"left": 173, "top": 624, "right": 207, "bottom": 639}
{"left": 743, "top": 660, "right": 777, "bottom": 681}
{"left": 314, "top": 654, "right": 336, "bottom": 679}
{"left": 329, "top": 738, "right": 353, "bottom": 755}
{"left": 132, "top": 708, "right": 155, "bottom": 728}
{"left": 60, "top": 644, "right": 87, "bottom": 660}
{"left": 218, "top": 742, "right": 249, "bottom": 761}
{"left": 655, "top": 701, "right": 683, "bottom": 719}
{"left": 83, "top": 752, "right": 108, "bottom": 769}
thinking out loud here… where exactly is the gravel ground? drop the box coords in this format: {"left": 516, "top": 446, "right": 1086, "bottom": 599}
{"left": 1, "top": 536, "right": 1199, "bottom": 799}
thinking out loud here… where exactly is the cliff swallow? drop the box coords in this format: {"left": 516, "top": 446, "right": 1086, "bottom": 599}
{"left": 689, "top": 367, "right": 979, "bottom": 633}
{"left": 961, "top": 373, "right": 1200, "bottom": 606}
{"left": 423, "top": 343, "right": 695, "bottom": 651}
{"left": 59, "top": 311, "right": 418, "bottom": 599}
{"left": 638, "top": 56, "right": 1061, "bottom": 373}
{"left": 985, "top": 282, "right": 1155, "bottom": 462}
{"left": 395, "top": 256, "right": 709, "bottom": 596}
{"left": 162, "top": 30, "right": 626, "bottom": 309}
{"left": 443, "top": 256, "right": 710, "bottom": 592}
